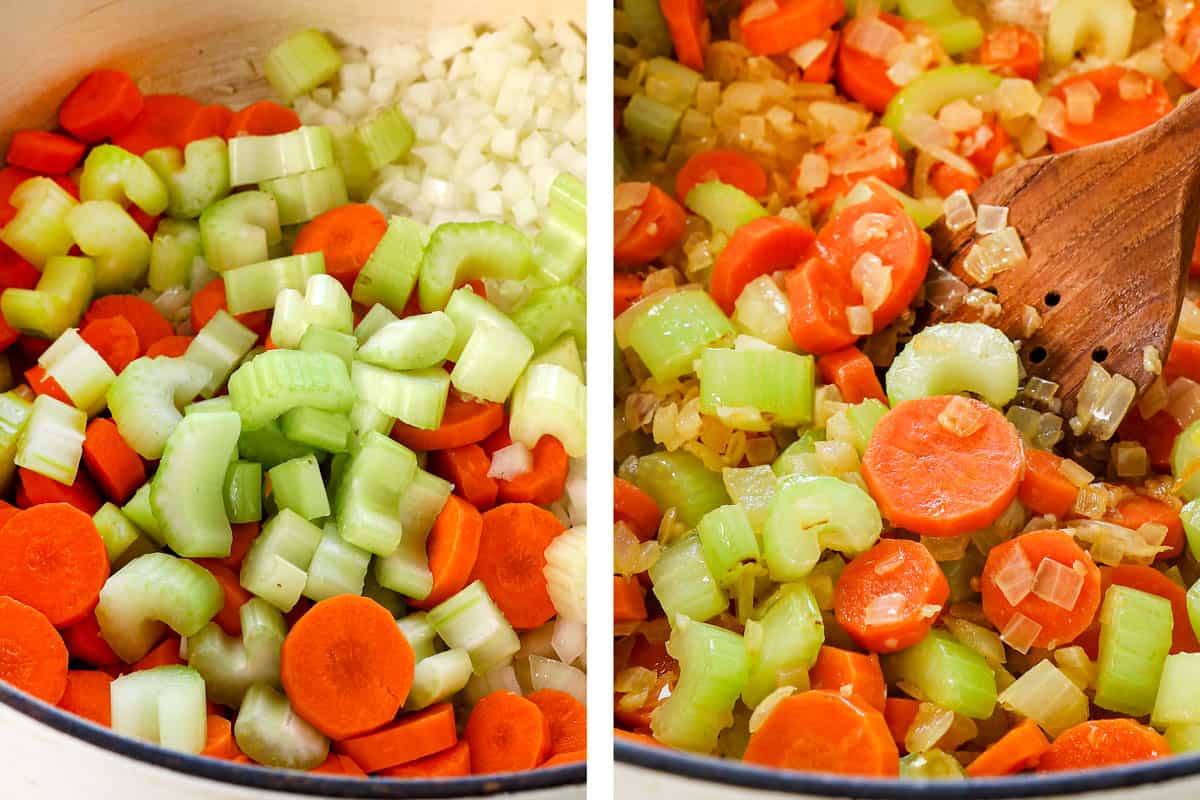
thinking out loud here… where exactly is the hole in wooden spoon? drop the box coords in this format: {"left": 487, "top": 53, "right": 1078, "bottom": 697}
{"left": 983, "top": 286, "right": 999, "bottom": 296}
{"left": 1030, "top": 346, "right": 1048, "bottom": 364}
{"left": 1092, "top": 346, "right": 1108, "bottom": 363}
{"left": 1044, "top": 291, "right": 1061, "bottom": 307}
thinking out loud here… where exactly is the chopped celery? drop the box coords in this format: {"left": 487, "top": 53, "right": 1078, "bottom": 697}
{"left": 699, "top": 348, "right": 815, "bottom": 427}
{"left": 650, "top": 616, "right": 750, "bottom": 752}
{"left": 351, "top": 216, "right": 428, "bottom": 312}
{"left": 39, "top": 328, "right": 116, "bottom": 416}
{"left": 443, "top": 285, "right": 522, "bottom": 361}
{"left": 1183, "top": 500, "right": 1200, "bottom": 560}
{"left": 269, "top": 273, "right": 352, "bottom": 348}
{"left": 280, "top": 407, "right": 351, "bottom": 453}
{"left": 267, "top": 454, "right": 329, "bottom": 520}
{"left": 1173, "top": 421, "right": 1200, "bottom": 501}
{"left": 418, "top": 222, "right": 533, "bottom": 312}
{"left": 143, "top": 138, "right": 231, "bottom": 219}
{"left": 623, "top": 93, "right": 683, "bottom": 147}
{"left": 96, "top": 552, "right": 223, "bottom": 662}
{"left": 742, "top": 583, "right": 824, "bottom": 708}
{"left": 239, "top": 508, "right": 324, "bottom": 611}
{"left": 14, "top": 394, "right": 86, "bottom": 485}
{"left": 645, "top": 57, "right": 702, "bottom": 110}
{"left": 351, "top": 362, "right": 449, "bottom": 430}
{"left": 357, "top": 106, "right": 415, "bottom": 170}
{"left": 885, "top": 630, "right": 997, "bottom": 719}
{"left": 0, "top": 392, "right": 32, "bottom": 493}
{"left": 110, "top": 666, "right": 207, "bottom": 754}
{"left": 107, "top": 356, "right": 210, "bottom": 459}
{"left": 374, "top": 468, "right": 451, "bottom": 598}
{"left": 264, "top": 30, "right": 342, "bottom": 102}
{"left": 354, "top": 303, "right": 399, "bottom": 344}
{"left": 228, "top": 126, "right": 335, "bottom": 186}
{"left": 397, "top": 612, "right": 439, "bottom": 663}
{"left": 450, "top": 321, "right": 534, "bottom": 403}
{"left": 66, "top": 200, "right": 152, "bottom": 294}
{"left": 883, "top": 66, "right": 1003, "bottom": 149}
{"left": 1046, "top": 0, "right": 1135, "bottom": 65}
{"left": 364, "top": 572, "right": 406, "bottom": 618}
{"left": 261, "top": 165, "right": 349, "bottom": 226}
{"left": 234, "top": 683, "right": 329, "bottom": 769}
{"left": 0, "top": 177, "right": 78, "bottom": 266}
{"left": 764, "top": 475, "right": 882, "bottom": 580}
{"left": 303, "top": 522, "right": 371, "bottom": 601}
{"left": 1169, "top": 724, "right": 1200, "bottom": 753}
{"left": 224, "top": 460, "right": 263, "bottom": 523}
{"left": 843, "top": 399, "right": 889, "bottom": 456}
{"left": 185, "top": 310, "right": 258, "bottom": 397}
{"left": 333, "top": 431, "right": 417, "bottom": 555}
{"left": 1, "top": 255, "right": 94, "bottom": 339}
{"left": 238, "top": 418, "right": 315, "bottom": 468}
{"left": 188, "top": 598, "right": 286, "bottom": 707}
{"left": 900, "top": 750, "right": 966, "bottom": 779}
{"left": 722, "top": 465, "right": 777, "bottom": 531}
{"left": 223, "top": 252, "right": 326, "bottom": 315}
{"left": 1095, "top": 585, "right": 1173, "bottom": 717}
{"left": 124, "top": 483, "right": 164, "bottom": 545}
{"left": 996, "top": 659, "right": 1088, "bottom": 736}
{"left": 427, "top": 580, "right": 521, "bottom": 674}
{"left": 732, "top": 276, "right": 795, "bottom": 351}
{"left": 299, "top": 325, "right": 357, "bottom": 369}
{"left": 228, "top": 349, "right": 354, "bottom": 429}
{"left": 532, "top": 173, "right": 586, "bottom": 286}
{"left": 94, "top": 502, "right": 149, "bottom": 565}
{"left": 942, "top": 550, "right": 984, "bottom": 603}
{"left": 151, "top": 410, "right": 240, "bottom": 557}
{"left": 697, "top": 504, "right": 760, "bottom": 586}
{"left": 650, "top": 534, "right": 729, "bottom": 623}
{"left": 635, "top": 450, "right": 729, "bottom": 528}
{"left": 896, "top": 0, "right": 983, "bottom": 54}
{"left": 627, "top": 289, "right": 735, "bottom": 381}
{"left": 358, "top": 312, "right": 455, "bottom": 371}
{"left": 406, "top": 648, "right": 472, "bottom": 711}
{"left": 622, "top": 0, "right": 673, "bottom": 54}
{"left": 510, "top": 286, "right": 587, "bottom": 353}
{"left": 328, "top": 125, "right": 374, "bottom": 200}
{"left": 79, "top": 144, "right": 169, "bottom": 215}
{"left": 530, "top": 334, "right": 585, "bottom": 382}
{"left": 198, "top": 191, "right": 283, "bottom": 272}
{"left": 684, "top": 181, "right": 768, "bottom": 234}
{"left": 149, "top": 219, "right": 201, "bottom": 291}
{"left": 1152, "top": 653, "right": 1200, "bottom": 728}
{"left": 886, "top": 322, "right": 1020, "bottom": 407}
{"left": 509, "top": 362, "right": 587, "bottom": 458}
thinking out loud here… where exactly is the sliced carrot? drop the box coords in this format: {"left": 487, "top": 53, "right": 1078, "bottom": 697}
{"left": 334, "top": 702, "right": 458, "bottom": 773}
{"left": 180, "top": 105, "right": 234, "bottom": 147}
{"left": 806, "top": 127, "right": 908, "bottom": 215}
{"left": 58, "top": 69, "right": 144, "bottom": 144}
{"left": 542, "top": 750, "right": 586, "bottom": 767}
{"left": 1165, "top": 338, "right": 1200, "bottom": 384}
{"left": 80, "top": 315, "right": 140, "bottom": 374}
{"left": 614, "top": 274, "right": 644, "bottom": 317}
{"left": 883, "top": 697, "right": 919, "bottom": 751}
{"left": 391, "top": 393, "right": 504, "bottom": 451}
{"left": 377, "top": 740, "right": 471, "bottom": 778}
{"left": 964, "top": 121, "right": 1013, "bottom": 178}
{"left": 111, "top": 94, "right": 204, "bottom": 156}
{"left": 200, "top": 714, "right": 244, "bottom": 761}
{"left": 189, "top": 279, "right": 269, "bottom": 337}
{"left": 24, "top": 365, "right": 72, "bottom": 405}
{"left": 409, "top": 494, "right": 482, "bottom": 611}
{"left": 280, "top": 594, "right": 415, "bottom": 740}
{"left": 0, "top": 500, "right": 18, "bottom": 529}
{"left": 967, "top": 718, "right": 1049, "bottom": 777}
{"left": 480, "top": 425, "right": 513, "bottom": 458}
{"left": 6, "top": 131, "right": 86, "bottom": 175}
{"left": 739, "top": 0, "right": 845, "bottom": 57}
{"left": 0, "top": 313, "right": 17, "bottom": 354}
{"left": 194, "top": 560, "right": 251, "bottom": 637}
{"left": 292, "top": 204, "right": 389, "bottom": 291}
{"left": 1048, "top": 67, "right": 1171, "bottom": 153}
{"left": 0, "top": 242, "right": 40, "bottom": 290}
{"left": 980, "top": 530, "right": 1102, "bottom": 650}
{"left": 497, "top": 435, "right": 569, "bottom": 505}
{"left": 466, "top": 690, "right": 552, "bottom": 774}
{"left": 429, "top": 444, "right": 498, "bottom": 510}
{"left": 145, "top": 335, "right": 194, "bottom": 359}
{"left": 0, "top": 596, "right": 69, "bottom": 703}
{"left": 929, "top": 162, "right": 982, "bottom": 198}
{"left": 615, "top": 728, "right": 663, "bottom": 747}
{"left": 18, "top": 333, "right": 54, "bottom": 362}
{"left": 128, "top": 636, "right": 183, "bottom": 672}
{"left": 614, "top": 477, "right": 662, "bottom": 542}
{"left": 18, "top": 467, "right": 103, "bottom": 515}
{"left": 803, "top": 30, "right": 840, "bottom": 84}
{"left": 817, "top": 347, "right": 886, "bottom": 404}
{"left": 979, "top": 25, "right": 1043, "bottom": 81}
{"left": 1038, "top": 719, "right": 1169, "bottom": 773}
{"left": 675, "top": 149, "right": 768, "bottom": 204}
{"left": 127, "top": 206, "right": 160, "bottom": 238}
{"left": 61, "top": 612, "right": 120, "bottom": 668}
{"left": 82, "top": 418, "right": 146, "bottom": 505}
{"left": 1108, "top": 495, "right": 1184, "bottom": 561}
{"left": 472, "top": 503, "right": 566, "bottom": 630}
{"left": 220, "top": 522, "right": 260, "bottom": 571}
{"left": 785, "top": 255, "right": 859, "bottom": 355}
{"left": 527, "top": 688, "right": 587, "bottom": 757}
{"left": 1117, "top": 408, "right": 1180, "bottom": 471}
{"left": 227, "top": 101, "right": 302, "bottom": 138}
{"left": 835, "top": 539, "right": 949, "bottom": 653}
{"left": 660, "top": 0, "right": 710, "bottom": 70}
{"left": 709, "top": 216, "right": 815, "bottom": 314}
{"left": 309, "top": 753, "right": 366, "bottom": 776}
{"left": 82, "top": 294, "right": 174, "bottom": 353}
{"left": 614, "top": 575, "right": 648, "bottom": 622}
{"left": 837, "top": 14, "right": 906, "bottom": 113}
{"left": 1017, "top": 447, "right": 1079, "bottom": 519}
{"left": 58, "top": 669, "right": 113, "bottom": 726}
{"left": 808, "top": 646, "right": 886, "bottom": 712}
{"left": 614, "top": 183, "right": 686, "bottom": 268}
{"left": 743, "top": 690, "right": 899, "bottom": 776}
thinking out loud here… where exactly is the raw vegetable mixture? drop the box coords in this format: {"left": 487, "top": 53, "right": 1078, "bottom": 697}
{"left": 614, "top": 0, "right": 1200, "bottom": 779}
{"left": 0, "top": 23, "right": 587, "bottom": 780}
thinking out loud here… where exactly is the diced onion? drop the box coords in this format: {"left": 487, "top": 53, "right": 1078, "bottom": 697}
{"left": 1112, "top": 442, "right": 1148, "bottom": 478}
{"left": 999, "top": 610, "right": 1042, "bottom": 654}
{"left": 1031, "top": 557, "right": 1085, "bottom": 610}
{"left": 742, "top": 0, "right": 780, "bottom": 24}
{"left": 937, "top": 395, "right": 987, "bottom": 438}
{"left": 1057, "top": 458, "right": 1094, "bottom": 488}
{"left": 488, "top": 441, "right": 533, "bottom": 479}
{"left": 615, "top": 181, "right": 651, "bottom": 211}
{"left": 1168, "top": 377, "right": 1200, "bottom": 427}
{"left": 749, "top": 686, "right": 796, "bottom": 730}
{"left": 1036, "top": 96, "right": 1068, "bottom": 138}
{"left": 905, "top": 703, "right": 954, "bottom": 754}
{"left": 1118, "top": 70, "right": 1152, "bottom": 101}
{"left": 846, "top": 305, "right": 874, "bottom": 336}
{"left": 873, "top": 550, "right": 907, "bottom": 575}
{"left": 789, "top": 39, "right": 829, "bottom": 70}
{"left": 847, "top": 16, "right": 905, "bottom": 60}
{"left": 529, "top": 654, "right": 586, "bottom": 703}
{"left": 544, "top": 526, "right": 587, "bottom": 621}
{"left": 976, "top": 205, "right": 1010, "bottom": 235}
{"left": 851, "top": 212, "right": 893, "bottom": 246}
{"left": 551, "top": 618, "right": 586, "bottom": 666}
{"left": 1143, "top": 345, "right": 1163, "bottom": 376}
{"left": 937, "top": 99, "right": 984, "bottom": 132}
{"left": 992, "top": 544, "right": 1035, "bottom": 606}
{"left": 796, "top": 153, "right": 831, "bottom": 194}
{"left": 852, "top": 253, "right": 892, "bottom": 312}
{"left": 864, "top": 592, "right": 909, "bottom": 627}
{"left": 943, "top": 190, "right": 976, "bottom": 233}
{"left": 943, "top": 617, "right": 1005, "bottom": 666}
{"left": 1063, "top": 81, "right": 1101, "bottom": 126}
{"left": 1019, "top": 305, "right": 1043, "bottom": 339}
{"left": 815, "top": 440, "right": 860, "bottom": 474}
{"left": 1053, "top": 646, "right": 1096, "bottom": 691}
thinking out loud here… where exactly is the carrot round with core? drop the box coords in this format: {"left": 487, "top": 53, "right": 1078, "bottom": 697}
{"left": 980, "top": 25, "right": 1043, "bottom": 81}
{"left": 883, "top": 697, "right": 919, "bottom": 750}
{"left": 227, "top": 101, "right": 302, "bottom": 138}
{"left": 614, "top": 576, "right": 648, "bottom": 622}
{"left": 834, "top": 539, "right": 949, "bottom": 654}
{"left": 614, "top": 477, "right": 662, "bottom": 542}
{"left": 58, "top": 669, "right": 113, "bottom": 727}
{"left": 189, "top": 279, "right": 269, "bottom": 337}
{"left": 1108, "top": 495, "right": 1184, "bottom": 561}
{"left": 58, "top": 69, "right": 144, "bottom": 144}
{"left": 409, "top": 494, "right": 482, "bottom": 611}
{"left": 614, "top": 183, "right": 686, "bottom": 269}
{"left": 1047, "top": 67, "right": 1171, "bottom": 153}
{"left": 377, "top": 740, "right": 471, "bottom": 778}
{"left": 675, "top": 149, "right": 767, "bottom": 204}
{"left": 280, "top": 594, "right": 415, "bottom": 740}
{"left": 82, "top": 417, "right": 146, "bottom": 505}
{"left": 0, "top": 595, "right": 69, "bottom": 704}
{"left": 837, "top": 14, "right": 906, "bottom": 113}
{"left": 429, "top": 444, "right": 499, "bottom": 510}
{"left": 808, "top": 646, "right": 886, "bottom": 712}
{"left": 61, "top": 612, "right": 120, "bottom": 667}
{"left": 391, "top": 393, "right": 504, "bottom": 452}
{"left": 180, "top": 105, "right": 234, "bottom": 147}
{"left": 6, "top": 131, "right": 86, "bottom": 175}
{"left": 334, "top": 702, "right": 458, "bottom": 773}
{"left": 1038, "top": 719, "right": 1169, "bottom": 773}
{"left": 472, "top": 503, "right": 566, "bottom": 630}
{"left": 967, "top": 718, "right": 1049, "bottom": 777}
{"left": 497, "top": 435, "right": 569, "bottom": 506}
{"left": 614, "top": 274, "right": 644, "bottom": 317}
{"left": 466, "top": 690, "right": 553, "bottom": 774}
{"left": 1017, "top": 448, "right": 1079, "bottom": 520}
{"left": 80, "top": 315, "right": 140, "bottom": 374}
{"left": 292, "top": 204, "right": 389, "bottom": 291}
{"left": 660, "top": 0, "right": 710, "bottom": 71}
{"left": 194, "top": 560, "right": 251, "bottom": 637}
{"left": 743, "top": 690, "right": 899, "bottom": 776}
{"left": 111, "top": 94, "right": 204, "bottom": 156}
{"left": 19, "top": 468, "right": 103, "bottom": 515}
{"left": 709, "top": 216, "right": 815, "bottom": 314}
{"left": 817, "top": 347, "right": 886, "bottom": 404}
{"left": 201, "top": 714, "right": 243, "bottom": 761}
{"left": 739, "top": 0, "right": 845, "bottom": 57}
{"left": 527, "top": 689, "right": 587, "bottom": 758}
{"left": 145, "top": 335, "right": 194, "bottom": 358}
{"left": 82, "top": 294, "right": 174, "bottom": 353}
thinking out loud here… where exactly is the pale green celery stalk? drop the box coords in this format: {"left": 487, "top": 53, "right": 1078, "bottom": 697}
{"left": 685, "top": 181, "right": 768, "bottom": 234}
{"left": 151, "top": 410, "right": 240, "bottom": 557}
{"left": 124, "top": 483, "right": 164, "bottom": 545}
{"left": 732, "top": 276, "right": 795, "bottom": 351}
{"left": 65, "top": 200, "right": 152, "bottom": 293}
{"left": 628, "top": 290, "right": 735, "bottom": 381}
{"left": 510, "top": 286, "right": 587, "bottom": 354}
{"left": 884, "top": 630, "right": 997, "bottom": 719}
{"left": 649, "top": 534, "right": 729, "bottom": 623}
{"left": 406, "top": 648, "right": 472, "bottom": 711}
{"left": 94, "top": 502, "right": 150, "bottom": 566}
{"left": 227, "top": 349, "right": 354, "bottom": 429}
{"left": 427, "top": 580, "right": 521, "bottom": 674}
{"left": 234, "top": 683, "right": 329, "bottom": 769}
{"left": 261, "top": 165, "right": 348, "bottom": 226}
{"left": 722, "top": 465, "right": 777, "bottom": 532}
{"left": 39, "top": 328, "right": 116, "bottom": 416}
{"left": 896, "top": 0, "right": 982, "bottom": 54}
{"left": 299, "top": 325, "right": 357, "bottom": 369}
{"left": 14, "top": 394, "right": 86, "bottom": 485}
{"left": 357, "top": 106, "right": 415, "bottom": 170}
{"left": 765, "top": 475, "right": 882, "bottom": 580}
{"left": 110, "top": 666, "right": 207, "bottom": 754}
{"left": 264, "top": 30, "right": 342, "bottom": 102}
{"left": 418, "top": 222, "right": 533, "bottom": 312}
{"left": 645, "top": 56, "right": 701, "bottom": 109}
{"left": 149, "top": 219, "right": 201, "bottom": 291}
{"left": 107, "top": 356, "right": 211, "bottom": 459}
{"left": 188, "top": 396, "right": 235, "bottom": 415}
{"left": 509, "top": 363, "right": 586, "bottom": 458}
{"left": 351, "top": 361, "right": 449, "bottom": 430}
{"left": 329, "top": 125, "right": 374, "bottom": 200}
{"left": 623, "top": 94, "right": 683, "bottom": 147}
{"left": 223, "top": 252, "right": 326, "bottom": 314}
{"left": 198, "top": 191, "right": 283, "bottom": 272}
{"left": 349, "top": 399, "right": 393, "bottom": 438}
{"left": 699, "top": 348, "right": 815, "bottom": 427}
{"left": 357, "top": 312, "right": 455, "bottom": 371}
{"left": 697, "top": 504, "right": 760, "bottom": 586}
{"left": 224, "top": 460, "right": 263, "bottom": 523}
{"left": 443, "top": 285, "right": 521, "bottom": 361}
{"left": 635, "top": 450, "right": 729, "bottom": 528}
{"left": 143, "top": 138, "right": 231, "bottom": 219}
{"left": 280, "top": 407, "right": 351, "bottom": 453}
{"left": 743, "top": 583, "right": 824, "bottom": 708}
{"left": 364, "top": 572, "right": 406, "bottom": 618}
{"left": 184, "top": 310, "right": 257, "bottom": 397}
{"left": 1, "top": 256, "right": 94, "bottom": 339}
{"left": 239, "top": 508, "right": 324, "bottom": 611}
{"left": 1183, "top": 500, "right": 1200, "bottom": 560}
{"left": 351, "top": 216, "right": 428, "bottom": 312}
{"left": 1151, "top": 653, "right": 1200, "bottom": 727}
{"left": 942, "top": 549, "right": 984, "bottom": 603}
{"left": 79, "top": 144, "right": 168, "bottom": 215}
{"left": 1173, "top": 422, "right": 1200, "bottom": 501}
{"left": 187, "top": 597, "right": 286, "bottom": 707}
{"left": 843, "top": 400, "right": 889, "bottom": 456}
{"left": 397, "top": 612, "right": 439, "bottom": 662}
{"left": 450, "top": 321, "right": 534, "bottom": 403}
{"left": 887, "top": 322, "right": 1020, "bottom": 407}
{"left": 0, "top": 391, "right": 32, "bottom": 493}
{"left": 883, "top": 65, "right": 1003, "bottom": 149}
{"left": 354, "top": 303, "right": 399, "bottom": 344}
{"left": 1095, "top": 585, "right": 1173, "bottom": 717}
{"left": 1168, "top": 724, "right": 1200, "bottom": 753}
{"left": 622, "top": 0, "right": 672, "bottom": 54}
{"left": 530, "top": 334, "right": 585, "bottom": 381}
{"left": 333, "top": 431, "right": 417, "bottom": 555}
{"left": 303, "top": 522, "right": 371, "bottom": 601}
{"left": 269, "top": 272, "right": 352, "bottom": 348}
{"left": 996, "top": 659, "right": 1088, "bottom": 736}
{"left": 268, "top": 454, "right": 329, "bottom": 520}
{"left": 375, "top": 469, "right": 451, "bottom": 599}
{"left": 0, "top": 177, "right": 77, "bottom": 266}
{"left": 900, "top": 750, "right": 966, "bottom": 779}
{"left": 228, "top": 126, "right": 335, "bottom": 186}
{"left": 532, "top": 173, "right": 586, "bottom": 286}
{"left": 834, "top": 177, "right": 944, "bottom": 230}
{"left": 96, "top": 552, "right": 222, "bottom": 662}
{"left": 1046, "top": 0, "right": 1135, "bottom": 65}
{"left": 650, "top": 616, "right": 750, "bottom": 752}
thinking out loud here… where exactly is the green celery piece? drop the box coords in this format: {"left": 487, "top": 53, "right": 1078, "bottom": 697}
{"left": 764, "top": 475, "right": 882, "bottom": 580}
{"left": 0, "top": 177, "right": 77, "bottom": 266}
{"left": 942, "top": 549, "right": 985, "bottom": 603}
{"left": 622, "top": 93, "right": 682, "bottom": 147}
{"left": 280, "top": 407, "right": 351, "bottom": 453}
{"left": 299, "top": 325, "right": 357, "bottom": 369}
{"left": 185, "top": 309, "right": 258, "bottom": 397}
{"left": 685, "top": 181, "right": 768, "bottom": 234}
{"left": 1, "top": 255, "right": 94, "bottom": 339}
{"left": 697, "top": 504, "right": 760, "bottom": 586}
{"left": 628, "top": 289, "right": 735, "bottom": 381}
{"left": 1046, "top": 0, "right": 1135, "bottom": 65}
{"left": 65, "top": 200, "right": 152, "bottom": 294}
{"left": 151, "top": 410, "right": 241, "bottom": 557}
{"left": 1173, "top": 421, "right": 1200, "bottom": 501}
{"left": 358, "top": 313, "right": 455, "bottom": 371}
{"left": 621, "top": 0, "right": 673, "bottom": 55}
{"left": 397, "top": 612, "right": 439, "bottom": 663}
{"left": 883, "top": 65, "right": 1003, "bottom": 149}
{"left": 364, "top": 572, "right": 407, "bottom": 618}
{"left": 1190, "top": 578, "right": 1200, "bottom": 643}
{"left": 532, "top": 173, "right": 586, "bottom": 286}
{"left": 333, "top": 431, "right": 418, "bottom": 555}
{"left": 351, "top": 361, "right": 449, "bottom": 430}
{"left": 224, "top": 460, "right": 263, "bottom": 523}
{"left": 107, "top": 356, "right": 211, "bottom": 459}
{"left": 742, "top": 583, "right": 824, "bottom": 708}
{"left": 1152, "top": 652, "right": 1200, "bottom": 727}
{"left": 450, "top": 321, "right": 534, "bottom": 403}
{"left": 354, "top": 303, "right": 400, "bottom": 344}
{"left": 530, "top": 334, "right": 585, "bottom": 382}
{"left": 443, "top": 285, "right": 522, "bottom": 361}
{"left": 352, "top": 216, "right": 429, "bottom": 312}
{"left": 269, "top": 272, "right": 353, "bottom": 348}
{"left": 732, "top": 276, "right": 795, "bottom": 351}
{"left": 303, "top": 522, "right": 371, "bottom": 601}
{"left": 93, "top": 502, "right": 148, "bottom": 565}
{"left": 722, "top": 465, "right": 777, "bottom": 532}
{"left": 510, "top": 286, "right": 587, "bottom": 354}
{"left": 699, "top": 347, "right": 815, "bottom": 427}
{"left": 374, "top": 468, "right": 451, "bottom": 599}
{"left": 268, "top": 454, "right": 329, "bottom": 520}
{"left": 1183, "top": 499, "right": 1200, "bottom": 559}
{"left": 510, "top": 362, "right": 586, "bottom": 457}
{"left": 406, "top": 648, "right": 472, "bottom": 710}
{"left": 228, "top": 126, "right": 335, "bottom": 186}
{"left": 14, "top": 394, "right": 86, "bottom": 485}
{"left": 328, "top": 125, "right": 374, "bottom": 201}
{"left": 234, "top": 683, "right": 329, "bottom": 769}
{"left": 188, "top": 597, "right": 286, "bottom": 708}
{"left": 96, "top": 552, "right": 223, "bottom": 662}
{"left": 896, "top": 0, "right": 983, "bottom": 54}
{"left": 238, "top": 418, "right": 315, "bottom": 468}
{"left": 228, "top": 349, "right": 354, "bottom": 429}
{"left": 110, "top": 666, "right": 208, "bottom": 754}
{"left": 224, "top": 252, "right": 326, "bottom": 315}
{"left": 1095, "top": 584, "right": 1173, "bottom": 717}
{"left": 0, "top": 391, "right": 32, "bottom": 493}
{"left": 418, "top": 222, "right": 534, "bottom": 312}
{"left": 357, "top": 106, "right": 415, "bottom": 170}
{"left": 264, "top": 30, "right": 342, "bottom": 102}
{"left": 79, "top": 144, "right": 168, "bottom": 215}
{"left": 124, "top": 483, "right": 164, "bottom": 545}
{"left": 644, "top": 56, "right": 701, "bottom": 110}
{"left": 427, "top": 580, "right": 521, "bottom": 674}
{"left": 143, "top": 138, "right": 231, "bottom": 219}
{"left": 149, "top": 219, "right": 201, "bottom": 291}
{"left": 635, "top": 450, "right": 729, "bottom": 528}
{"left": 885, "top": 630, "right": 997, "bottom": 719}
{"left": 650, "top": 616, "right": 750, "bottom": 752}
{"left": 261, "top": 165, "right": 349, "bottom": 226}
{"left": 239, "top": 508, "right": 324, "bottom": 611}
{"left": 886, "top": 322, "right": 1020, "bottom": 407}
{"left": 844, "top": 399, "right": 889, "bottom": 456}
{"left": 649, "top": 534, "right": 729, "bottom": 623}
{"left": 900, "top": 750, "right": 966, "bottom": 779}
{"left": 1168, "top": 724, "right": 1200, "bottom": 753}
{"left": 198, "top": 191, "right": 283, "bottom": 272}
{"left": 39, "top": 328, "right": 114, "bottom": 416}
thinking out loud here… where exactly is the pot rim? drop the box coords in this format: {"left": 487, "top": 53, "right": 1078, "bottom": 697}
{"left": 0, "top": 681, "right": 584, "bottom": 796}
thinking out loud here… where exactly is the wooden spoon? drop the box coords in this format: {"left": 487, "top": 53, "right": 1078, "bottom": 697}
{"left": 926, "top": 91, "right": 1200, "bottom": 417}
